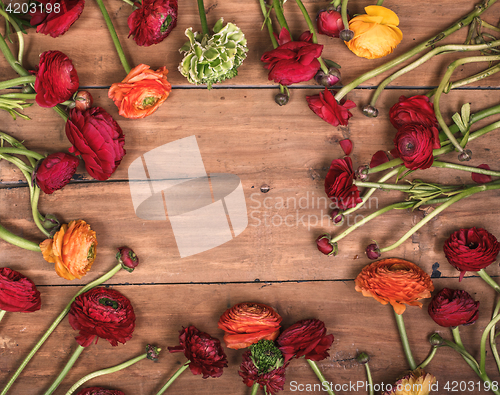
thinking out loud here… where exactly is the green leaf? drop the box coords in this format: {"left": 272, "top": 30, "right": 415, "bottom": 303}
{"left": 460, "top": 129, "right": 470, "bottom": 148}
{"left": 323, "top": 58, "right": 341, "bottom": 69}
{"left": 452, "top": 112, "right": 467, "bottom": 134}
{"left": 461, "top": 102, "right": 470, "bottom": 127}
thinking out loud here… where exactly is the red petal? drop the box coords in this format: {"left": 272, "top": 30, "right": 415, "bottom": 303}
{"left": 471, "top": 164, "right": 492, "bottom": 184}
{"left": 370, "top": 150, "right": 390, "bottom": 168}
{"left": 339, "top": 139, "right": 353, "bottom": 155}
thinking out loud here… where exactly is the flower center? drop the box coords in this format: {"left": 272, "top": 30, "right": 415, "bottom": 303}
{"left": 99, "top": 298, "right": 119, "bottom": 309}
{"left": 161, "top": 15, "right": 173, "bottom": 33}
{"left": 141, "top": 96, "right": 158, "bottom": 109}
{"left": 87, "top": 243, "right": 95, "bottom": 261}
{"left": 467, "top": 242, "right": 479, "bottom": 249}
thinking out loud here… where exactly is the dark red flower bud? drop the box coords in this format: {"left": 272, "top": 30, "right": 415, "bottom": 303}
{"left": 314, "top": 67, "right": 341, "bottom": 87}
{"left": 128, "top": 0, "right": 178, "bottom": 46}
{"left": 458, "top": 149, "right": 472, "bottom": 162}
{"left": 365, "top": 243, "right": 381, "bottom": 260}
{"left": 339, "top": 29, "right": 354, "bottom": 41}
{"left": 428, "top": 288, "right": 479, "bottom": 327}
{"left": 274, "top": 92, "right": 289, "bottom": 106}
{"left": 317, "top": 7, "right": 347, "bottom": 38}
{"left": 356, "top": 165, "right": 369, "bottom": 181}
{"left": 330, "top": 209, "right": 344, "bottom": 225}
{"left": 35, "top": 152, "right": 79, "bottom": 194}
{"left": 75, "top": 91, "right": 93, "bottom": 111}
{"left": 116, "top": 247, "right": 139, "bottom": 272}
{"left": 277, "top": 319, "right": 334, "bottom": 363}
{"left": 362, "top": 105, "right": 379, "bottom": 118}
{"left": 316, "top": 234, "right": 338, "bottom": 256}
{"left": 0, "top": 267, "right": 41, "bottom": 312}
{"left": 168, "top": 325, "right": 228, "bottom": 378}
{"left": 443, "top": 227, "right": 500, "bottom": 281}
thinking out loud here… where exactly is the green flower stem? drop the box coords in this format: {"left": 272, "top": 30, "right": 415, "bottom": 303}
{"left": 0, "top": 147, "right": 44, "bottom": 160}
{"left": 52, "top": 104, "right": 69, "bottom": 121}
{"left": 65, "top": 351, "right": 151, "bottom": 395}
{"left": 331, "top": 0, "right": 341, "bottom": 7}
{"left": 376, "top": 0, "right": 384, "bottom": 5}
{"left": 0, "top": 75, "right": 36, "bottom": 91}
{"left": 294, "top": 0, "right": 329, "bottom": 74}
{"left": 364, "top": 362, "right": 374, "bottom": 395}
{"left": 442, "top": 338, "right": 481, "bottom": 376}
{"left": 480, "top": 313, "right": 500, "bottom": 378}
{"left": 334, "top": 0, "right": 499, "bottom": 101}
{"left": 31, "top": 187, "right": 50, "bottom": 238}
{"left": 433, "top": 55, "right": 500, "bottom": 155}
{"left": 0, "top": 309, "right": 6, "bottom": 323}
{"left": 0, "top": 93, "right": 36, "bottom": 100}
{"left": 44, "top": 345, "right": 85, "bottom": 395}
{"left": 197, "top": 0, "right": 209, "bottom": 36}
{"left": 393, "top": 310, "right": 416, "bottom": 370}
{"left": 307, "top": 359, "right": 335, "bottom": 395}
{"left": 342, "top": 168, "right": 399, "bottom": 216}
{"left": 432, "top": 160, "right": 500, "bottom": 177}
{"left": 353, "top": 180, "right": 457, "bottom": 192}
{"left": 0, "top": 153, "right": 34, "bottom": 174}
{"left": 120, "top": 0, "right": 136, "bottom": 7}
{"left": 0, "top": 263, "right": 123, "bottom": 395}
{"left": 94, "top": 0, "right": 131, "bottom": 74}
{"left": 0, "top": 32, "right": 29, "bottom": 77}
{"left": 369, "top": 40, "right": 500, "bottom": 108}
{"left": 340, "top": 0, "right": 349, "bottom": 38}
{"left": 379, "top": 183, "right": 500, "bottom": 254}
{"left": 272, "top": 0, "right": 290, "bottom": 34}
{"left": 0, "top": 132, "right": 37, "bottom": 168}
{"left": 0, "top": 9, "right": 24, "bottom": 66}
{"left": 477, "top": 269, "right": 500, "bottom": 293}
{"left": 490, "top": 299, "right": 500, "bottom": 374}
{"left": 482, "top": 20, "right": 500, "bottom": 33}
{"left": 259, "top": 0, "right": 278, "bottom": 48}
{"left": 155, "top": 361, "right": 190, "bottom": 395}
{"left": 417, "top": 346, "right": 437, "bottom": 369}
{"left": 250, "top": 383, "right": 260, "bottom": 395}
{"left": 0, "top": 222, "right": 41, "bottom": 252}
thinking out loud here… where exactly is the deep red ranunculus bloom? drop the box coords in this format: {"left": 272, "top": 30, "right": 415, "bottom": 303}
{"left": 390, "top": 123, "right": 440, "bottom": 170}
{"left": 239, "top": 351, "right": 286, "bottom": 395}
{"left": 277, "top": 319, "right": 334, "bottom": 363}
{"left": 65, "top": 107, "right": 126, "bottom": 181}
{"left": 317, "top": 8, "right": 347, "bottom": 38}
{"left": 306, "top": 89, "right": 356, "bottom": 127}
{"left": 428, "top": 288, "right": 479, "bottom": 327}
{"left": 69, "top": 287, "right": 135, "bottom": 347}
{"left": 261, "top": 28, "right": 323, "bottom": 85}
{"left": 389, "top": 95, "right": 438, "bottom": 129}
{"left": 75, "top": 388, "right": 125, "bottom": 395}
{"left": 128, "top": 0, "right": 177, "bottom": 46}
{"left": 325, "top": 157, "right": 362, "bottom": 210}
{"left": 443, "top": 227, "right": 500, "bottom": 281}
{"left": 168, "top": 325, "right": 228, "bottom": 378}
{"left": 30, "top": 0, "right": 85, "bottom": 38}
{"left": 35, "top": 50, "right": 79, "bottom": 108}
{"left": 35, "top": 152, "right": 79, "bottom": 194}
{"left": 0, "top": 268, "right": 41, "bottom": 313}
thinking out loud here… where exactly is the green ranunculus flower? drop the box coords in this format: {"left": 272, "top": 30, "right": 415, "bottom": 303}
{"left": 178, "top": 18, "right": 248, "bottom": 89}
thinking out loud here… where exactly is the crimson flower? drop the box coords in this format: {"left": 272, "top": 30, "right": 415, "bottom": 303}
{"left": 30, "top": 0, "right": 85, "bottom": 38}
{"left": 65, "top": 107, "right": 126, "bottom": 181}
{"left": 317, "top": 8, "right": 347, "bottom": 38}
{"left": 35, "top": 50, "right": 79, "bottom": 108}
{"left": 306, "top": 89, "right": 356, "bottom": 126}
{"left": 261, "top": 28, "right": 323, "bottom": 85}
{"left": 168, "top": 325, "right": 228, "bottom": 378}
{"left": 443, "top": 227, "right": 500, "bottom": 281}
{"left": 35, "top": 152, "right": 79, "bottom": 194}
{"left": 389, "top": 95, "right": 438, "bottom": 129}
{"left": 428, "top": 288, "right": 479, "bottom": 327}
{"left": 69, "top": 288, "right": 136, "bottom": 347}
{"left": 277, "top": 319, "right": 334, "bottom": 363}
{"left": 0, "top": 268, "right": 41, "bottom": 312}
{"left": 128, "top": 0, "right": 178, "bottom": 46}
{"left": 239, "top": 348, "right": 286, "bottom": 395}
{"left": 325, "top": 157, "right": 362, "bottom": 210}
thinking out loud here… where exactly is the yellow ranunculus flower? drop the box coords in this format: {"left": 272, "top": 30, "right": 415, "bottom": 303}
{"left": 345, "top": 5, "right": 403, "bottom": 59}
{"left": 383, "top": 369, "right": 437, "bottom": 395}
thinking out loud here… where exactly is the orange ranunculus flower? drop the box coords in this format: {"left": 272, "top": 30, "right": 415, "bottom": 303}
{"left": 39, "top": 220, "right": 97, "bottom": 280}
{"left": 354, "top": 258, "right": 433, "bottom": 315}
{"left": 382, "top": 368, "right": 436, "bottom": 395}
{"left": 345, "top": 6, "right": 403, "bottom": 59}
{"left": 108, "top": 64, "right": 171, "bottom": 119}
{"left": 218, "top": 302, "right": 282, "bottom": 349}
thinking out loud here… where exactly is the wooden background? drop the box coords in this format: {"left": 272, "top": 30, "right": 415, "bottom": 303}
{"left": 1, "top": 0, "right": 500, "bottom": 394}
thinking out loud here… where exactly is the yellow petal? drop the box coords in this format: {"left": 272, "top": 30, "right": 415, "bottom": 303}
{"left": 365, "top": 5, "right": 400, "bottom": 26}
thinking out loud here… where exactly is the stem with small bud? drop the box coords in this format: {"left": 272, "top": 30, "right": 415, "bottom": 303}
{"left": 444, "top": 333, "right": 481, "bottom": 376}
{"left": 340, "top": 0, "right": 350, "bottom": 39}
{"left": 155, "top": 361, "right": 191, "bottom": 395}
{"left": 417, "top": 346, "right": 438, "bottom": 369}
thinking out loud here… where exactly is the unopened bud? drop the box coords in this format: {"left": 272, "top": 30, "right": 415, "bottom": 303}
{"left": 146, "top": 344, "right": 161, "bottom": 361}
{"left": 365, "top": 242, "right": 381, "bottom": 260}
{"left": 116, "top": 246, "right": 139, "bottom": 272}
{"left": 74, "top": 91, "right": 93, "bottom": 111}
{"left": 316, "top": 234, "right": 339, "bottom": 256}
{"left": 275, "top": 92, "right": 289, "bottom": 106}
{"left": 331, "top": 209, "right": 344, "bottom": 226}
{"left": 356, "top": 352, "right": 370, "bottom": 364}
{"left": 458, "top": 149, "right": 472, "bottom": 162}
{"left": 314, "top": 67, "right": 341, "bottom": 88}
{"left": 429, "top": 333, "right": 444, "bottom": 346}
{"left": 362, "top": 105, "right": 379, "bottom": 118}
{"left": 340, "top": 29, "right": 354, "bottom": 42}
{"left": 356, "top": 165, "right": 369, "bottom": 181}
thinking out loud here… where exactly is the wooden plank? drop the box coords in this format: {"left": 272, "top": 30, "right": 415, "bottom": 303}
{"left": 0, "top": 279, "right": 498, "bottom": 394}
{"left": 1, "top": 0, "right": 500, "bottom": 87}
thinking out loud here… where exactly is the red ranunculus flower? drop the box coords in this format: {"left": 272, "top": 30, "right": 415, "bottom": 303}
{"left": 168, "top": 325, "right": 228, "bottom": 378}
{"left": 261, "top": 28, "right": 323, "bottom": 85}
{"left": 76, "top": 388, "right": 125, "bottom": 395}
{"left": 128, "top": 0, "right": 177, "bottom": 46}
{"left": 428, "top": 288, "right": 479, "bottom": 327}
{"left": 69, "top": 287, "right": 135, "bottom": 347}
{"left": 65, "top": 107, "right": 126, "bottom": 181}
{"left": 35, "top": 50, "right": 79, "bottom": 108}
{"left": 35, "top": 152, "right": 79, "bottom": 194}
{"left": 389, "top": 95, "right": 438, "bottom": 129}
{"left": 239, "top": 351, "right": 286, "bottom": 395}
{"left": 277, "top": 319, "right": 334, "bottom": 363}
{"left": 325, "top": 157, "right": 362, "bottom": 210}
{"left": 317, "top": 8, "right": 347, "bottom": 38}
{"left": 30, "top": 0, "right": 85, "bottom": 38}
{"left": 0, "top": 268, "right": 41, "bottom": 312}
{"left": 443, "top": 227, "right": 500, "bottom": 281}
{"left": 306, "top": 89, "right": 356, "bottom": 127}
{"left": 390, "top": 123, "right": 440, "bottom": 170}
